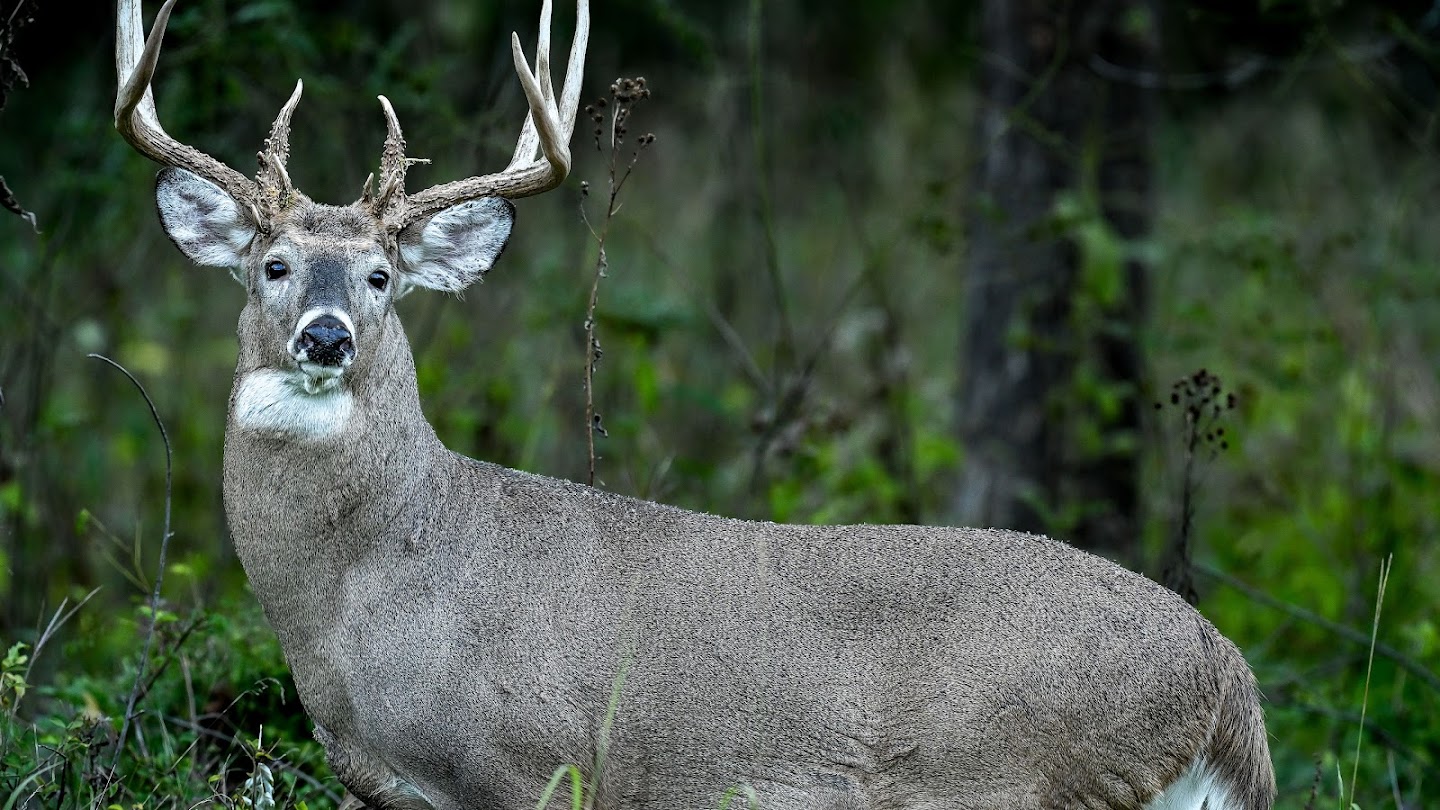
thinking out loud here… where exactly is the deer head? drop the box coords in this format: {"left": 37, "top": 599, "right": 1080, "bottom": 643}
{"left": 116, "top": 0, "right": 587, "bottom": 436}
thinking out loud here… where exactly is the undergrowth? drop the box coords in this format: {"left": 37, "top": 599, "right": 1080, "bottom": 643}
{"left": 0, "top": 597, "right": 332, "bottom": 809}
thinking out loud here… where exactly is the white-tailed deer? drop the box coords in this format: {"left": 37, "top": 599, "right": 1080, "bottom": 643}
{"left": 116, "top": 1, "right": 1275, "bottom": 808}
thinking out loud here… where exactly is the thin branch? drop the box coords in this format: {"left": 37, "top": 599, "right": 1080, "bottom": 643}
{"left": 745, "top": 0, "right": 795, "bottom": 380}
{"left": 583, "top": 240, "right": 608, "bottom": 487}
{"left": 133, "top": 614, "right": 206, "bottom": 708}
{"left": 1086, "top": 37, "right": 1397, "bottom": 91}
{"left": 162, "top": 715, "right": 345, "bottom": 805}
{"left": 14, "top": 587, "right": 101, "bottom": 717}
{"left": 88, "top": 354, "right": 175, "bottom": 785}
{"left": 1198, "top": 563, "right": 1440, "bottom": 695}
{"left": 0, "top": 176, "right": 39, "bottom": 233}
{"left": 746, "top": 272, "right": 868, "bottom": 491}
{"left": 579, "top": 79, "right": 653, "bottom": 487}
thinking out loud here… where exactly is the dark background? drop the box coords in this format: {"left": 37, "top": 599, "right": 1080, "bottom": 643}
{"left": 0, "top": 0, "right": 1437, "bottom": 806}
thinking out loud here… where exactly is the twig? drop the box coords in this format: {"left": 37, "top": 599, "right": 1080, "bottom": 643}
{"left": 1086, "top": 37, "right": 1396, "bottom": 91}
{"left": 88, "top": 354, "right": 175, "bottom": 786}
{"left": 1278, "top": 699, "right": 1430, "bottom": 772}
{"left": 838, "top": 177, "right": 921, "bottom": 522}
{"left": 745, "top": 0, "right": 795, "bottom": 380}
{"left": 13, "top": 587, "right": 102, "bottom": 717}
{"left": 0, "top": 176, "right": 38, "bottom": 233}
{"left": 746, "top": 271, "right": 867, "bottom": 491}
{"left": 579, "top": 78, "right": 654, "bottom": 487}
{"left": 1198, "top": 562, "right": 1440, "bottom": 695}
{"left": 631, "top": 229, "right": 769, "bottom": 392}
{"left": 0, "top": 0, "right": 40, "bottom": 231}
{"left": 1156, "top": 370, "right": 1235, "bottom": 605}
{"left": 582, "top": 236, "right": 608, "bottom": 487}
{"left": 133, "top": 613, "right": 206, "bottom": 708}
{"left": 162, "top": 715, "right": 344, "bottom": 805}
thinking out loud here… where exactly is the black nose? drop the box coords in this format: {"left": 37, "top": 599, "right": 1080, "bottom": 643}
{"left": 298, "top": 315, "right": 354, "bottom": 366}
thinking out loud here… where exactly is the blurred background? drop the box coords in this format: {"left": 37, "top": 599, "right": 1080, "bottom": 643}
{"left": 1, "top": 0, "right": 1438, "bottom": 806}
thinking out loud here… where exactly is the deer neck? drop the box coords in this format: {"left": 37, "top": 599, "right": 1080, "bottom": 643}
{"left": 221, "top": 309, "right": 444, "bottom": 645}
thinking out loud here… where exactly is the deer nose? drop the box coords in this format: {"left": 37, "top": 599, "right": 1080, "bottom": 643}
{"left": 298, "top": 315, "right": 354, "bottom": 366}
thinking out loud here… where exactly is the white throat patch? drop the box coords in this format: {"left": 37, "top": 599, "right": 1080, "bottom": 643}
{"left": 233, "top": 369, "right": 354, "bottom": 440}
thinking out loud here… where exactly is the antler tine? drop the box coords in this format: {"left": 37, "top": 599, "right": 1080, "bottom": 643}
{"left": 115, "top": 0, "right": 256, "bottom": 208}
{"left": 398, "top": 0, "right": 589, "bottom": 229}
{"left": 507, "top": 113, "right": 541, "bottom": 174}
{"left": 507, "top": 0, "right": 555, "bottom": 171}
{"left": 558, "top": 0, "right": 589, "bottom": 141}
{"left": 509, "top": 31, "right": 566, "bottom": 178}
{"left": 256, "top": 79, "right": 305, "bottom": 205}
{"left": 371, "top": 95, "right": 411, "bottom": 224}
{"left": 536, "top": 0, "right": 554, "bottom": 101}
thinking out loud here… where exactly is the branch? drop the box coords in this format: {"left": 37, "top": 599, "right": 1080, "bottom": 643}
{"left": 1198, "top": 563, "right": 1440, "bottom": 695}
{"left": 579, "top": 78, "right": 654, "bottom": 487}
{"left": 88, "top": 354, "right": 175, "bottom": 784}
{"left": 1087, "top": 36, "right": 1398, "bottom": 91}
{"left": 0, "top": 176, "right": 38, "bottom": 233}
{"left": 162, "top": 715, "right": 345, "bottom": 805}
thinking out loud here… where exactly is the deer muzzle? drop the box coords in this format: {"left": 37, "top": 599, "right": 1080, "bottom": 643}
{"left": 290, "top": 309, "right": 357, "bottom": 393}
{"left": 298, "top": 315, "right": 354, "bottom": 367}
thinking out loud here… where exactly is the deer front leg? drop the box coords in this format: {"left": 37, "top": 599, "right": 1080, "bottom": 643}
{"left": 315, "top": 723, "right": 437, "bottom": 810}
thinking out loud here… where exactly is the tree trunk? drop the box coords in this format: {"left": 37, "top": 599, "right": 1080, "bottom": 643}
{"left": 955, "top": 0, "right": 1154, "bottom": 561}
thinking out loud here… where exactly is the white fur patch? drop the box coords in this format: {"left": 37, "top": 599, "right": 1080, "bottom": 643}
{"left": 1145, "top": 757, "right": 1237, "bottom": 810}
{"left": 233, "top": 369, "right": 353, "bottom": 440}
{"left": 155, "top": 167, "right": 256, "bottom": 270}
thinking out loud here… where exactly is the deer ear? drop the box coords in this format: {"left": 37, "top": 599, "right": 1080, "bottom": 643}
{"left": 155, "top": 167, "right": 257, "bottom": 270}
{"left": 397, "top": 197, "right": 515, "bottom": 295}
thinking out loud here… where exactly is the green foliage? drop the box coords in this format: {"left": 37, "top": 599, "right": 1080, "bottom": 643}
{"left": 0, "top": 599, "right": 331, "bottom": 809}
{"left": 0, "top": 643, "right": 29, "bottom": 716}
{"left": 1147, "top": 93, "right": 1440, "bottom": 804}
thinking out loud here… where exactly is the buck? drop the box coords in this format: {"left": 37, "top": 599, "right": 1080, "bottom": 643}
{"left": 115, "top": 1, "right": 1275, "bottom": 808}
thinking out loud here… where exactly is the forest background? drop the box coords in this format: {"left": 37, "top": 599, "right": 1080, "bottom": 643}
{"left": 0, "top": 0, "right": 1437, "bottom": 807}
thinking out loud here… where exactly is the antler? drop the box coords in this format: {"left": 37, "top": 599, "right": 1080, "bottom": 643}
{"left": 116, "top": 0, "right": 306, "bottom": 226}
{"left": 368, "top": 0, "right": 590, "bottom": 232}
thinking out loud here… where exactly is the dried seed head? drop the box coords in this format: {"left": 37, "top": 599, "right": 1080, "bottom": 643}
{"left": 610, "top": 76, "right": 651, "bottom": 105}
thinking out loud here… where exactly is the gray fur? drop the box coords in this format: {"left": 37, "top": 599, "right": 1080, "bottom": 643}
{"left": 155, "top": 174, "right": 1276, "bottom": 810}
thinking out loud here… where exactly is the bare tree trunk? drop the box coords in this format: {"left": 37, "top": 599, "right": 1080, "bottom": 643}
{"left": 955, "top": 0, "right": 1154, "bottom": 561}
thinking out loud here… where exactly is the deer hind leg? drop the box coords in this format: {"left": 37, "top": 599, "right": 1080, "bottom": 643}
{"left": 315, "top": 723, "right": 436, "bottom": 810}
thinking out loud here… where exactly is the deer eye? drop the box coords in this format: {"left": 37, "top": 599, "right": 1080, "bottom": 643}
{"left": 368, "top": 270, "right": 390, "bottom": 291}
{"left": 264, "top": 260, "right": 288, "bottom": 281}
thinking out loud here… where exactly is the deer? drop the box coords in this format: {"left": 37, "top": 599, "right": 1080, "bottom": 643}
{"left": 114, "top": 1, "right": 1275, "bottom": 808}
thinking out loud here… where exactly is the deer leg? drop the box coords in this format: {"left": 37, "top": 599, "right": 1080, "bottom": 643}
{"left": 315, "top": 723, "right": 437, "bottom": 810}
